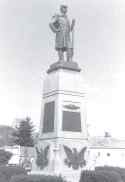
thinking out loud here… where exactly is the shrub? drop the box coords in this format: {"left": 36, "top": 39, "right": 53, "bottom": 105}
{"left": 0, "top": 149, "right": 12, "bottom": 165}
{"left": 0, "top": 166, "right": 27, "bottom": 182}
{"left": 96, "top": 170, "right": 122, "bottom": 182}
{"left": 10, "top": 174, "right": 66, "bottom": 182}
{"left": 79, "top": 169, "right": 122, "bottom": 182}
{"left": 0, "top": 172, "right": 8, "bottom": 182}
{"left": 96, "top": 166, "right": 125, "bottom": 182}
{"left": 79, "top": 171, "right": 97, "bottom": 182}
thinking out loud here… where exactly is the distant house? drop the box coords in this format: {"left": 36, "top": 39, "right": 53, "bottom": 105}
{"left": 86, "top": 135, "right": 125, "bottom": 169}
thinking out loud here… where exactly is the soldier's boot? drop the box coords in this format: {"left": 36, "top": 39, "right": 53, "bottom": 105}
{"left": 67, "top": 48, "right": 73, "bottom": 62}
{"left": 58, "top": 50, "right": 64, "bottom": 62}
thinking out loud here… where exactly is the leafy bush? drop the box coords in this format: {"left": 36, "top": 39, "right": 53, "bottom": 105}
{"left": 0, "top": 166, "right": 27, "bottom": 182}
{"left": 79, "top": 171, "right": 109, "bottom": 182}
{"left": 0, "top": 150, "right": 12, "bottom": 165}
{"left": 96, "top": 166, "right": 125, "bottom": 182}
{"left": 79, "top": 171, "right": 97, "bottom": 182}
{"left": 79, "top": 169, "right": 122, "bottom": 182}
{"left": 10, "top": 174, "right": 66, "bottom": 182}
{"left": 0, "top": 172, "right": 8, "bottom": 182}
{"left": 96, "top": 170, "right": 121, "bottom": 182}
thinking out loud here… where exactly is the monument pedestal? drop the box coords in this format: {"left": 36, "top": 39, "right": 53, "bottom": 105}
{"left": 34, "top": 61, "right": 88, "bottom": 181}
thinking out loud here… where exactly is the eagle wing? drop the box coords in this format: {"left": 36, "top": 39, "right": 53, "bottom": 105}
{"left": 35, "top": 147, "right": 43, "bottom": 167}
{"left": 44, "top": 145, "right": 49, "bottom": 159}
{"left": 63, "top": 145, "right": 74, "bottom": 162}
{"left": 35, "top": 146, "right": 49, "bottom": 169}
{"left": 35, "top": 146, "right": 44, "bottom": 161}
{"left": 78, "top": 147, "right": 87, "bottom": 166}
{"left": 35, "top": 147, "right": 40, "bottom": 156}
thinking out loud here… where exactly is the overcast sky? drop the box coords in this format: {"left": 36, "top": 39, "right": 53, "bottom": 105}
{"left": 0, "top": 0, "right": 125, "bottom": 138}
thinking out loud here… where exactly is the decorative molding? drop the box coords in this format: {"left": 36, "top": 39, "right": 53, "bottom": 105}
{"left": 43, "top": 90, "right": 86, "bottom": 99}
{"left": 63, "top": 145, "right": 87, "bottom": 170}
{"left": 35, "top": 145, "right": 49, "bottom": 169}
{"left": 63, "top": 104, "right": 80, "bottom": 110}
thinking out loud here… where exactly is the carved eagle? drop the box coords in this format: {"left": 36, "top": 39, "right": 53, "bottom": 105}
{"left": 35, "top": 145, "right": 49, "bottom": 170}
{"left": 63, "top": 145, "right": 87, "bottom": 170}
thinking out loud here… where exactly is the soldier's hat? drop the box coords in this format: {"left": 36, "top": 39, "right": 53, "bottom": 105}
{"left": 60, "top": 4, "right": 68, "bottom": 9}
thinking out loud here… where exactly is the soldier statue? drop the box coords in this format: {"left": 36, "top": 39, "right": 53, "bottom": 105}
{"left": 49, "top": 5, "right": 75, "bottom": 62}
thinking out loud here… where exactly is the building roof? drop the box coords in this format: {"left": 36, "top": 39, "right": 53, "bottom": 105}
{"left": 88, "top": 136, "right": 125, "bottom": 149}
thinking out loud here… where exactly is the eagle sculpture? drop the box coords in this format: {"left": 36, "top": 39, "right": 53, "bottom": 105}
{"left": 35, "top": 145, "right": 49, "bottom": 170}
{"left": 63, "top": 145, "right": 87, "bottom": 170}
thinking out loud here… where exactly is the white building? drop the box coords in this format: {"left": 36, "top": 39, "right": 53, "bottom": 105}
{"left": 86, "top": 135, "right": 125, "bottom": 169}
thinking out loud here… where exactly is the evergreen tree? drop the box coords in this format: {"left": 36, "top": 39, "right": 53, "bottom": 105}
{"left": 13, "top": 117, "right": 34, "bottom": 147}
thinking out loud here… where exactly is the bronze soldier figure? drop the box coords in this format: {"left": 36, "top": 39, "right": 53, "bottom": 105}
{"left": 49, "top": 5, "right": 75, "bottom": 62}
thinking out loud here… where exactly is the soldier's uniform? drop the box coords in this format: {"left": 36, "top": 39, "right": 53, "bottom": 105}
{"left": 50, "top": 15, "right": 73, "bottom": 51}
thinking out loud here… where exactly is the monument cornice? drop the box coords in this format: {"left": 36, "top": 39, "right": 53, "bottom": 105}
{"left": 47, "top": 61, "right": 81, "bottom": 73}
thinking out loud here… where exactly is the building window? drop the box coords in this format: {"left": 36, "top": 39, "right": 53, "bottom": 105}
{"left": 107, "top": 153, "right": 111, "bottom": 157}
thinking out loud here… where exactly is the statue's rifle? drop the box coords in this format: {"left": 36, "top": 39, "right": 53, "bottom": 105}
{"left": 71, "top": 21, "right": 75, "bottom": 58}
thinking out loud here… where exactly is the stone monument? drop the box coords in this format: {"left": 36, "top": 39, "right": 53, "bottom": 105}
{"left": 33, "top": 5, "right": 88, "bottom": 182}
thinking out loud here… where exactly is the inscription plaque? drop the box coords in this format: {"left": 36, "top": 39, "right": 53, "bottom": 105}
{"left": 62, "top": 111, "right": 81, "bottom": 132}
{"left": 43, "top": 101, "right": 55, "bottom": 133}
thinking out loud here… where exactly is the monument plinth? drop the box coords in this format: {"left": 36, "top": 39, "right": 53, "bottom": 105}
{"left": 33, "top": 62, "right": 88, "bottom": 181}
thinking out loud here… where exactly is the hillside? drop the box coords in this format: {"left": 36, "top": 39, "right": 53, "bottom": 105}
{"left": 0, "top": 125, "right": 15, "bottom": 147}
